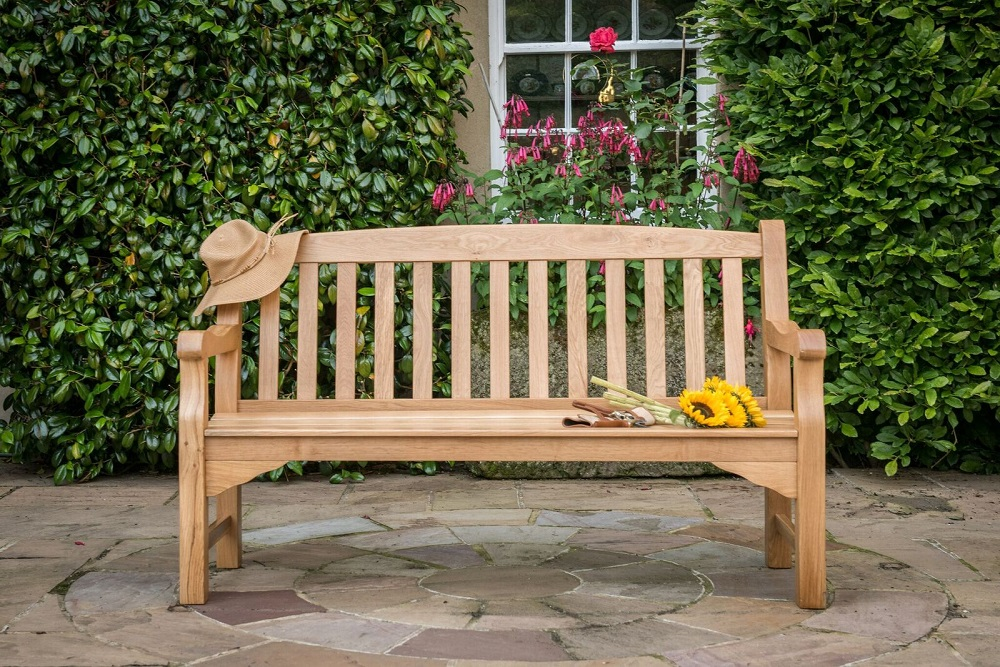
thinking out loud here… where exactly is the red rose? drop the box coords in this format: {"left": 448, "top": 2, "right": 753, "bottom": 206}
{"left": 589, "top": 26, "right": 617, "bottom": 53}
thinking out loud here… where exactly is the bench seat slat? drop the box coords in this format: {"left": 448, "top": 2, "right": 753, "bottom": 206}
{"left": 233, "top": 397, "right": 774, "bottom": 412}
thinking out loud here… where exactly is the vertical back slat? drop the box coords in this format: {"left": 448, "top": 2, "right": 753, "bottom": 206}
{"left": 566, "top": 260, "right": 588, "bottom": 397}
{"left": 214, "top": 303, "right": 242, "bottom": 412}
{"left": 683, "top": 258, "right": 705, "bottom": 389}
{"left": 412, "top": 262, "right": 434, "bottom": 399}
{"left": 374, "top": 262, "right": 395, "bottom": 399}
{"left": 490, "top": 260, "right": 510, "bottom": 399}
{"left": 528, "top": 260, "right": 549, "bottom": 398}
{"left": 644, "top": 259, "right": 666, "bottom": 397}
{"left": 451, "top": 261, "right": 472, "bottom": 399}
{"left": 297, "top": 262, "right": 319, "bottom": 400}
{"left": 605, "top": 259, "right": 627, "bottom": 387}
{"left": 722, "top": 257, "right": 746, "bottom": 387}
{"left": 335, "top": 262, "right": 357, "bottom": 400}
{"left": 258, "top": 289, "right": 280, "bottom": 400}
{"left": 760, "top": 220, "right": 792, "bottom": 408}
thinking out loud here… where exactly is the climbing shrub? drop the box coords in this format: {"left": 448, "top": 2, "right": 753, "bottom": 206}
{"left": 0, "top": 0, "right": 472, "bottom": 482}
{"left": 697, "top": 0, "right": 1000, "bottom": 472}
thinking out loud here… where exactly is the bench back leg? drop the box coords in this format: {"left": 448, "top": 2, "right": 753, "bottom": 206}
{"left": 215, "top": 485, "right": 243, "bottom": 569}
{"left": 764, "top": 488, "right": 793, "bottom": 569}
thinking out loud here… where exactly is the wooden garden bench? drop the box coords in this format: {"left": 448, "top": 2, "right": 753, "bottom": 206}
{"left": 177, "top": 220, "right": 828, "bottom": 608}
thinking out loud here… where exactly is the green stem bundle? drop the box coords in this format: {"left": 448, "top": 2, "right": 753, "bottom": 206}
{"left": 590, "top": 376, "right": 689, "bottom": 427}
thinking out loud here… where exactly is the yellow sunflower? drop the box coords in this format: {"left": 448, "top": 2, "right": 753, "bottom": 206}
{"left": 679, "top": 389, "right": 730, "bottom": 427}
{"left": 720, "top": 392, "right": 749, "bottom": 427}
{"left": 703, "top": 376, "right": 736, "bottom": 394}
{"left": 734, "top": 386, "right": 766, "bottom": 427}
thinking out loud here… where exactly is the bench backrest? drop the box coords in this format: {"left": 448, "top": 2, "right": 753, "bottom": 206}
{"left": 211, "top": 220, "right": 792, "bottom": 410}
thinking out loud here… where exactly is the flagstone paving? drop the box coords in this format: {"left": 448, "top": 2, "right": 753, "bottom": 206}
{"left": 1, "top": 464, "right": 997, "bottom": 665}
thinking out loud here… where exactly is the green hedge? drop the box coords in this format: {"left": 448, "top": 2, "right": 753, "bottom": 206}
{"left": 0, "top": 1, "right": 472, "bottom": 483}
{"left": 697, "top": 0, "right": 1000, "bottom": 472}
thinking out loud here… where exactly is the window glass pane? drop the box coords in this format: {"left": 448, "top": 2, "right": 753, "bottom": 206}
{"left": 507, "top": 54, "right": 566, "bottom": 127}
{"left": 637, "top": 49, "right": 697, "bottom": 91}
{"left": 507, "top": 0, "right": 566, "bottom": 43}
{"left": 578, "top": 0, "right": 632, "bottom": 40}
{"left": 639, "top": 0, "right": 696, "bottom": 40}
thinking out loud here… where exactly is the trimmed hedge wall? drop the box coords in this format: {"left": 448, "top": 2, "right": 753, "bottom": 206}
{"left": 0, "top": 1, "right": 472, "bottom": 483}
{"left": 698, "top": 0, "right": 1000, "bottom": 472}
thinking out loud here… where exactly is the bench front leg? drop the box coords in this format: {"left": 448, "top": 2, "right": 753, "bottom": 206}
{"left": 794, "top": 355, "right": 827, "bottom": 609}
{"left": 178, "top": 356, "right": 210, "bottom": 605}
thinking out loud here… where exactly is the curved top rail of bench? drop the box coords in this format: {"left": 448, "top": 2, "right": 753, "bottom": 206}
{"left": 295, "top": 224, "right": 764, "bottom": 264}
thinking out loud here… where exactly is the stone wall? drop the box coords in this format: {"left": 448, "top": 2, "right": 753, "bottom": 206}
{"left": 466, "top": 307, "right": 764, "bottom": 479}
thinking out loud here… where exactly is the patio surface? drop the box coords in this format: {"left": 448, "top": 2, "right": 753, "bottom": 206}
{"left": 0, "top": 463, "right": 997, "bottom": 666}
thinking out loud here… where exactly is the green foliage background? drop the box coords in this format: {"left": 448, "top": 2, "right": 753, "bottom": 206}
{"left": 0, "top": 0, "right": 472, "bottom": 483}
{"left": 697, "top": 0, "right": 1000, "bottom": 473}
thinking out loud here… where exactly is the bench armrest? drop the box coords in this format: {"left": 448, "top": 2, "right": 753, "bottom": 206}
{"left": 177, "top": 325, "right": 241, "bottom": 361}
{"left": 764, "top": 319, "right": 826, "bottom": 361}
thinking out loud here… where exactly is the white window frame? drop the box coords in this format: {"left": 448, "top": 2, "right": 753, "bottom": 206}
{"left": 487, "top": 0, "right": 715, "bottom": 171}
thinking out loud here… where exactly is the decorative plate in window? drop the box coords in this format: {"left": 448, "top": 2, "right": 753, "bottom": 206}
{"left": 639, "top": 8, "right": 675, "bottom": 40}
{"left": 513, "top": 70, "right": 549, "bottom": 96}
{"left": 572, "top": 12, "right": 589, "bottom": 41}
{"left": 571, "top": 64, "right": 600, "bottom": 95}
{"left": 595, "top": 10, "right": 629, "bottom": 39}
{"left": 508, "top": 13, "right": 550, "bottom": 42}
{"left": 671, "top": 3, "right": 696, "bottom": 37}
{"left": 641, "top": 67, "right": 670, "bottom": 90}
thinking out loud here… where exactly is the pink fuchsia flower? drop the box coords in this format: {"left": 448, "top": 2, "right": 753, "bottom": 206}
{"left": 745, "top": 318, "right": 758, "bottom": 341}
{"left": 609, "top": 183, "right": 625, "bottom": 206}
{"left": 572, "top": 163, "right": 582, "bottom": 177}
{"left": 718, "top": 93, "right": 731, "bottom": 127}
{"left": 599, "top": 260, "right": 606, "bottom": 275}
{"left": 501, "top": 95, "right": 530, "bottom": 138}
{"left": 432, "top": 181, "right": 456, "bottom": 211}
{"left": 733, "top": 147, "right": 760, "bottom": 183}
{"left": 589, "top": 26, "right": 617, "bottom": 53}
{"left": 648, "top": 198, "right": 667, "bottom": 211}
{"left": 555, "top": 163, "right": 567, "bottom": 178}
{"left": 464, "top": 181, "right": 475, "bottom": 197}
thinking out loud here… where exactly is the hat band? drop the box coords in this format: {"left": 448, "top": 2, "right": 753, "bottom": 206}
{"left": 209, "top": 214, "right": 296, "bottom": 287}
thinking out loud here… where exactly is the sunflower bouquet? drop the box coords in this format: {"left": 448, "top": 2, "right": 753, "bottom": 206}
{"left": 591, "top": 376, "right": 766, "bottom": 428}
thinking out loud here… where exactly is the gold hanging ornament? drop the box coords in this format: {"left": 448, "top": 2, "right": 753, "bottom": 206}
{"left": 598, "top": 76, "right": 615, "bottom": 103}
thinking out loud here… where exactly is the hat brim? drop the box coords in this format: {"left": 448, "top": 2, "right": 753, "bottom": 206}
{"left": 193, "top": 230, "right": 307, "bottom": 316}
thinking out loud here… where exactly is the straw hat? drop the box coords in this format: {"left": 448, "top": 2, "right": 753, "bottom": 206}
{"left": 193, "top": 216, "right": 307, "bottom": 316}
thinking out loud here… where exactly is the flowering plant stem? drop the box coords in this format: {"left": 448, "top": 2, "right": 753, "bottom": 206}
{"left": 590, "top": 376, "right": 689, "bottom": 427}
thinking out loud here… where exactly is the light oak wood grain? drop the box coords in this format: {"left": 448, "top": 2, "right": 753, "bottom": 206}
{"left": 177, "top": 221, "right": 828, "bottom": 609}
